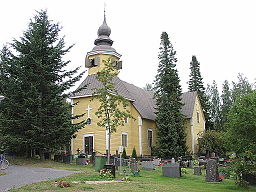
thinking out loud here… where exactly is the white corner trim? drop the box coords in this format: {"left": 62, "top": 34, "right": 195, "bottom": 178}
{"left": 190, "top": 119, "right": 195, "bottom": 154}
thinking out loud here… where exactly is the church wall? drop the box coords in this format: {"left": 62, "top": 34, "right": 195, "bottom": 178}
{"left": 141, "top": 119, "right": 156, "bottom": 156}
{"left": 191, "top": 95, "right": 205, "bottom": 154}
{"left": 130, "top": 105, "right": 141, "bottom": 156}
{"left": 184, "top": 119, "right": 193, "bottom": 154}
{"left": 72, "top": 96, "right": 140, "bottom": 156}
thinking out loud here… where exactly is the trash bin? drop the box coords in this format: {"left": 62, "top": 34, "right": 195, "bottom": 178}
{"left": 95, "top": 155, "right": 107, "bottom": 171}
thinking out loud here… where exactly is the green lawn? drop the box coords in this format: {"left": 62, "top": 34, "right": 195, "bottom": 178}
{"left": 5, "top": 157, "right": 256, "bottom": 192}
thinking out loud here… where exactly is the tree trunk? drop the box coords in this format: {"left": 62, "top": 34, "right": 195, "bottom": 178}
{"left": 107, "top": 128, "right": 111, "bottom": 164}
{"left": 39, "top": 150, "right": 45, "bottom": 161}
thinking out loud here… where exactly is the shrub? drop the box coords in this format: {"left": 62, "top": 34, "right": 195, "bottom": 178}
{"left": 131, "top": 147, "right": 138, "bottom": 160}
{"left": 122, "top": 148, "right": 128, "bottom": 159}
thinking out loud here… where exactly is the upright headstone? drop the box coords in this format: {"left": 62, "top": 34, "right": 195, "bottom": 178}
{"left": 142, "top": 161, "right": 155, "bottom": 170}
{"left": 205, "top": 159, "right": 219, "bottom": 182}
{"left": 162, "top": 163, "right": 181, "bottom": 178}
{"left": 188, "top": 160, "right": 193, "bottom": 168}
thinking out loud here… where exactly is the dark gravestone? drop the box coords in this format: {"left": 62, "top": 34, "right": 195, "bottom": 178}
{"left": 205, "top": 159, "right": 219, "bottom": 182}
{"left": 242, "top": 174, "right": 256, "bottom": 185}
{"left": 63, "top": 154, "right": 72, "bottom": 164}
{"left": 104, "top": 164, "right": 116, "bottom": 178}
{"left": 188, "top": 160, "right": 193, "bottom": 168}
{"left": 90, "top": 152, "right": 96, "bottom": 166}
{"left": 76, "top": 157, "right": 86, "bottom": 165}
{"left": 194, "top": 167, "right": 202, "bottom": 175}
{"left": 162, "top": 163, "right": 181, "bottom": 178}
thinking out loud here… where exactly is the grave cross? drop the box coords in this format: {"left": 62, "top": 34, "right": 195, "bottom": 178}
{"left": 86, "top": 105, "right": 92, "bottom": 118}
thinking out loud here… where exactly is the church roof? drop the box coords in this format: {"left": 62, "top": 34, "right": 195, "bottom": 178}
{"left": 71, "top": 75, "right": 197, "bottom": 120}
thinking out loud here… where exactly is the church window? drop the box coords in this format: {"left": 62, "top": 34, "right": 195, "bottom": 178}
{"left": 124, "top": 117, "right": 128, "bottom": 124}
{"left": 197, "top": 111, "right": 200, "bottom": 123}
{"left": 121, "top": 132, "right": 128, "bottom": 147}
{"left": 148, "top": 129, "right": 153, "bottom": 147}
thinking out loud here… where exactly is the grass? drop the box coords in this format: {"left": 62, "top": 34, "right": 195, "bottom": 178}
{"left": 4, "top": 157, "right": 256, "bottom": 192}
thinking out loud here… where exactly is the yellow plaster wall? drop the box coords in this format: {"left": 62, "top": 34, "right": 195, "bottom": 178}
{"left": 184, "top": 119, "right": 193, "bottom": 153}
{"left": 191, "top": 95, "right": 205, "bottom": 154}
{"left": 141, "top": 119, "right": 156, "bottom": 156}
{"left": 72, "top": 96, "right": 141, "bottom": 156}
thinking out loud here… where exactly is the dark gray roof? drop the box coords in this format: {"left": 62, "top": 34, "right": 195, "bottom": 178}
{"left": 71, "top": 75, "right": 197, "bottom": 120}
{"left": 181, "top": 91, "right": 197, "bottom": 119}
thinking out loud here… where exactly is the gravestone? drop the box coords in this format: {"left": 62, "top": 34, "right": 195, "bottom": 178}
{"left": 162, "top": 163, "right": 181, "bottom": 178}
{"left": 129, "top": 158, "right": 138, "bottom": 174}
{"left": 194, "top": 167, "right": 202, "bottom": 175}
{"left": 188, "top": 160, "right": 193, "bottom": 168}
{"left": 142, "top": 161, "right": 155, "bottom": 170}
{"left": 205, "top": 159, "right": 219, "bottom": 182}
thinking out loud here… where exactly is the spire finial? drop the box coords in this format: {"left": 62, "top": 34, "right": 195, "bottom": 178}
{"left": 104, "top": 3, "right": 106, "bottom": 22}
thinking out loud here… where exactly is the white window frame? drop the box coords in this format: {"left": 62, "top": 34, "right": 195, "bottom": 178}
{"left": 147, "top": 129, "right": 153, "bottom": 148}
{"left": 121, "top": 132, "right": 128, "bottom": 148}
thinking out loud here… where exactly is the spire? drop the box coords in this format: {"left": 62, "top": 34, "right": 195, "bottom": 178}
{"left": 94, "top": 8, "right": 113, "bottom": 46}
{"left": 86, "top": 7, "right": 121, "bottom": 59}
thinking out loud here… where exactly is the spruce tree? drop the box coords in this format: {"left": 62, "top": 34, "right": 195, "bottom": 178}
{"left": 188, "top": 55, "right": 210, "bottom": 129}
{"left": 154, "top": 32, "right": 186, "bottom": 159}
{"left": 0, "top": 10, "right": 84, "bottom": 158}
{"left": 220, "top": 80, "right": 232, "bottom": 129}
{"left": 206, "top": 81, "right": 222, "bottom": 131}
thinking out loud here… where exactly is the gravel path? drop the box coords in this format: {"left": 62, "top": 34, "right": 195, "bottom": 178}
{"left": 0, "top": 165, "right": 80, "bottom": 192}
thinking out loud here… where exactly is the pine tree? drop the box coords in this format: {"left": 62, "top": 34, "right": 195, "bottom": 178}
{"left": 188, "top": 55, "right": 210, "bottom": 129}
{"left": 206, "top": 81, "right": 222, "bottom": 131}
{"left": 0, "top": 10, "right": 84, "bottom": 158}
{"left": 220, "top": 80, "right": 232, "bottom": 129}
{"left": 154, "top": 32, "right": 186, "bottom": 159}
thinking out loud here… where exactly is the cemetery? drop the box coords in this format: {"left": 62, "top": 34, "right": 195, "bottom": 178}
{"left": 4, "top": 153, "right": 256, "bottom": 192}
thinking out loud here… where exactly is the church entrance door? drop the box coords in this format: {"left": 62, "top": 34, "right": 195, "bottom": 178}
{"left": 84, "top": 135, "right": 93, "bottom": 155}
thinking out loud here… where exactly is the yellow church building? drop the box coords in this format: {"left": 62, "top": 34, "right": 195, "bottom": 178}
{"left": 70, "top": 15, "right": 205, "bottom": 157}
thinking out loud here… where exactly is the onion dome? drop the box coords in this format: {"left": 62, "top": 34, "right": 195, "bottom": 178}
{"left": 94, "top": 14, "right": 113, "bottom": 46}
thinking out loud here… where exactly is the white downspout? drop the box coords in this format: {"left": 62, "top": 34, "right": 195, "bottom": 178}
{"left": 138, "top": 116, "right": 143, "bottom": 155}
{"left": 71, "top": 99, "right": 74, "bottom": 154}
{"left": 190, "top": 119, "right": 195, "bottom": 154}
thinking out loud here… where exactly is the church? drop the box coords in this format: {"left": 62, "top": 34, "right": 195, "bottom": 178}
{"left": 70, "top": 15, "right": 205, "bottom": 157}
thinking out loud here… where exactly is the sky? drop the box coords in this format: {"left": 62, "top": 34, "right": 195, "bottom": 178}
{"left": 0, "top": 0, "right": 255, "bottom": 92}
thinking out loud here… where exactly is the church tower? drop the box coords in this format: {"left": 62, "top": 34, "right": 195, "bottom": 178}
{"left": 85, "top": 12, "right": 122, "bottom": 75}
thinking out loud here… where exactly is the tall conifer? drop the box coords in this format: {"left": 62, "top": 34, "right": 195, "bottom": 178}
{"left": 220, "top": 80, "right": 232, "bottom": 129}
{"left": 206, "top": 81, "right": 222, "bottom": 130}
{"left": 154, "top": 32, "right": 186, "bottom": 158}
{"left": 188, "top": 55, "right": 210, "bottom": 129}
{"left": 0, "top": 10, "right": 84, "bottom": 158}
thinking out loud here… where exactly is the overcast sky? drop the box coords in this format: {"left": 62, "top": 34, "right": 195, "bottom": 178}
{"left": 0, "top": 0, "right": 255, "bottom": 92}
